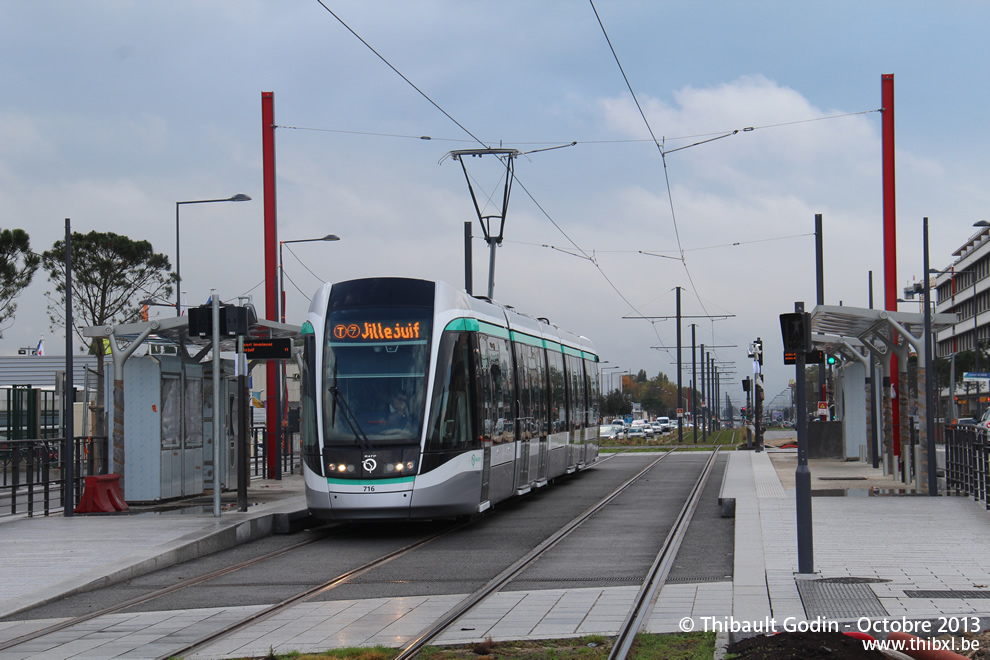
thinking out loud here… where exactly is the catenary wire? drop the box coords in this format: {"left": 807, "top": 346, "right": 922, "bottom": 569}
{"left": 275, "top": 108, "right": 879, "bottom": 147}
{"left": 313, "top": 0, "right": 489, "bottom": 149}
{"left": 283, "top": 244, "right": 329, "bottom": 285}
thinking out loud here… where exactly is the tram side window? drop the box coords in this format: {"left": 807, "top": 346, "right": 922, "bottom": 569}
{"left": 488, "top": 336, "right": 515, "bottom": 444}
{"left": 586, "top": 358, "right": 601, "bottom": 426}
{"left": 301, "top": 332, "right": 322, "bottom": 474}
{"left": 566, "top": 354, "right": 586, "bottom": 433}
{"left": 513, "top": 342, "right": 537, "bottom": 441}
{"left": 547, "top": 350, "right": 566, "bottom": 435}
{"left": 531, "top": 347, "right": 548, "bottom": 437}
{"left": 426, "top": 332, "right": 478, "bottom": 452}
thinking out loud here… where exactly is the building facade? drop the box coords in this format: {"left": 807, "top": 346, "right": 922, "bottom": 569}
{"left": 932, "top": 225, "right": 990, "bottom": 418}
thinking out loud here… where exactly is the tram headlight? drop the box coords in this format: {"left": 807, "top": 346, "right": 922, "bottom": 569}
{"left": 394, "top": 463, "right": 403, "bottom": 471}
{"left": 385, "top": 463, "right": 395, "bottom": 473}
{"left": 346, "top": 464, "right": 355, "bottom": 473}
{"left": 337, "top": 464, "right": 347, "bottom": 472}
{"left": 406, "top": 461, "right": 415, "bottom": 470}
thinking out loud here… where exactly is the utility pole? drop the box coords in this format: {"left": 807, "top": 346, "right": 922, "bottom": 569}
{"left": 752, "top": 337, "right": 765, "bottom": 451}
{"left": 690, "top": 324, "right": 698, "bottom": 443}
{"left": 700, "top": 343, "right": 707, "bottom": 444}
{"left": 631, "top": 294, "right": 734, "bottom": 443}
{"left": 676, "top": 287, "right": 683, "bottom": 443}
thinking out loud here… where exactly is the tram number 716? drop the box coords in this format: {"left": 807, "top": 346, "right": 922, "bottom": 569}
{"left": 363, "top": 485, "right": 376, "bottom": 492}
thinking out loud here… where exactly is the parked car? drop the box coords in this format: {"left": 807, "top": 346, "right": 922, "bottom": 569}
{"left": 955, "top": 417, "right": 977, "bottom": 427}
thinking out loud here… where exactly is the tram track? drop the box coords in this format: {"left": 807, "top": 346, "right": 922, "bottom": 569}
{"left": 0, "top": 528, "right": 339, "bottom": 653}
{"left": 608, "top": 447, "right": 720, "bottom": 660}
{"left": 0, "top": 448, "right": 710, "bottom": 660}
{"left": 389, "top": 448, "right": 683, "bottom": 660}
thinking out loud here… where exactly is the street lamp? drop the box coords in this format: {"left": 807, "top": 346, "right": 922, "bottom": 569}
{"left": 601, "top": 365, "right": 621, "bottom": 394}
{"left": 276, "top": 233, "right": 340, "bottom": 475}
{"left": 175, "top": 194, "right": 252, "bottom": 316}
{"left": 279, "top": 234, "right": 341, "bottom": 323}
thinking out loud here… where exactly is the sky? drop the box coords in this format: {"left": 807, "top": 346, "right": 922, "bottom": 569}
{"left": 3, "top": 1, "right": 990, "bottom": 413}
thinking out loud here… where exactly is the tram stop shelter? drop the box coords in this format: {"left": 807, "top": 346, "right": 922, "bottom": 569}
{"left": 82, "top": 314, "right": 302, "bottom": 503}
{"left": 807, "top": 304, "right": 956, "bottom": 492}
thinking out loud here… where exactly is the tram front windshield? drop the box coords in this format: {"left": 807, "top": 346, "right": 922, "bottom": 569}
{"left": 323, "top": 307, "right": 432, "bottom": 446}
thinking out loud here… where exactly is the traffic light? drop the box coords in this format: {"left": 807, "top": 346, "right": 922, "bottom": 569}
{"left": 779, "top": 312, "right": 812, "bottom": 353}
{"left": 827, "top": 355, "right": 837, "bottom": 365}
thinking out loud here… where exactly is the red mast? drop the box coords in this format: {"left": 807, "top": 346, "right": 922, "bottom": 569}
{"left": 262, "top": 92, "right": 279, "bottom": 479}
{"left": 882, "top": 74, "right": 901, "bottom": 459}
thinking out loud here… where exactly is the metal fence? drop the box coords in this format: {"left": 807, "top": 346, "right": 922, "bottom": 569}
{"left": 1, "top": 435, "right": 110, "bottom": 518}
{"left": 2, "top": 429, "right": 297, "bottom": 519}
{"left": 250, "top": 424, "right": 297, "bottom": 478}
{"left": 945, "top": 424, "right": 990, "bottom": 511}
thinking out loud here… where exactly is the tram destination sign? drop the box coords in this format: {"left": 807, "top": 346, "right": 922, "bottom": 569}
{"left": 242, "top": 338, "right": 292, "bottom": 359}
{"left": 964, "top": 372, "right": 990, "bottom": 381}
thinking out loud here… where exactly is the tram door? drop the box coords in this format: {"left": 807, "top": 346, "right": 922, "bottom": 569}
{"left": 514, "top": 344, "right": 541, "bottom": 492}
{"left": 477, "top": 337, "right": 492, "bottom": 505}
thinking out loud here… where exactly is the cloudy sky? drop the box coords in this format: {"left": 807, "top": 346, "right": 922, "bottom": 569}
{"left": 3, "top": 1, "right": 990, "bottom": 411}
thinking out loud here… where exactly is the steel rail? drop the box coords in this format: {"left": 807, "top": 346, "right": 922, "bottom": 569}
{"left": 159, "top": 521, "right": 467, "bottom": 660}
{"left": 0, "top": 448, "right": 635, "bottom": 658}
{"left": 608, "top": 447, "right": 721, "bottom": 660}
{"left": 0, "top": 527, "right": 344, "bottom": 652}
{"left": 392, "top": 449, "right": 678, "bottom": 660}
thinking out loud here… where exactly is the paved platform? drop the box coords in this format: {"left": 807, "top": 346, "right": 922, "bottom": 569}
{"left": 2, "top": 443, "right": 990, "bottom": 659}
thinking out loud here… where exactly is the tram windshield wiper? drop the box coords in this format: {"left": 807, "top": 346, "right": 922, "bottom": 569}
{"left": 328, "top": 385, "right": 374, "bottom": 451}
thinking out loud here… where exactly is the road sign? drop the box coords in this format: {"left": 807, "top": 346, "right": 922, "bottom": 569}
{"left": 676, "top": 408, "right": 683, "bottom": 417}
{"left": 817, "top": 401, "right": 828, "bottom": 411}
{"left": 242, "top": 338, "right": 292, "bottom": 359}
{"left": 964, "top": 372, "right": 990, "bottom": 381}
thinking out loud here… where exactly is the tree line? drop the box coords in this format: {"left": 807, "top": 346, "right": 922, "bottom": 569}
{"left": 601, "top": 368, "right": 703, "bottom": 419}
{"left": 1, "top": 226, "right": 173, "bottom": 435}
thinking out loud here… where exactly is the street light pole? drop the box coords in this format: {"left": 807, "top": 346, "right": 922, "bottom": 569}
{"left": 923, "top": 217, "right": 937, "bottom": 495}
{"left": 278, "top": 234, "right": 340, "bottom": 323}
{"left": 275, "top": 233, "right": 340, "bottom": 478}
{"left": 175, "top": 194, "right": 251, "bottom": 316}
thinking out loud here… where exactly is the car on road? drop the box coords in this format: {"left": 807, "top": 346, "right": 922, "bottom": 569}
{"left": 631, "top": 420, "right": 653, "bottom": 438}
{"left": 599, "top": 425, "right": 621, "bottom": 441}
{"left": 626, "top": 425, "right": 647, "bottom": 441}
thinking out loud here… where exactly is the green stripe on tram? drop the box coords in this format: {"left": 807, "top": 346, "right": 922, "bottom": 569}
{"left": 509, "top": 330, "right": 544, "bottom": 349}
{"left": 444, "top": 318, "right": 597, "bottom": 361}
{"left": 326, "top": 476, "right": 415, "bottom": 486}
{"left": 444, "top": 318, "right": 479, "bottom": 333}
{"left": 478, "top": 321, "right": 510, "bottom": 339}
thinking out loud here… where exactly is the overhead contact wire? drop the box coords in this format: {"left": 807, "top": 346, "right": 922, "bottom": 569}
{"left": 314, "top": 0, "right": 489, "bottom": 149}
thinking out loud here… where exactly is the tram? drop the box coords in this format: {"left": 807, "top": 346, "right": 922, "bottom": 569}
{"left": 300, "top": 277, "right": 601, "bottom": 520}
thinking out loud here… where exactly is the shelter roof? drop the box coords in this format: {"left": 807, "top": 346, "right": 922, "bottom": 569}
{"left": 809, "top": 304, "right": 956, "bottom": 351}
{"left": 81, "top": 316, "right": 302, "bottom": 353}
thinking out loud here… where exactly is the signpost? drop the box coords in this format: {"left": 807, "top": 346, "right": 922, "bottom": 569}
{"left": 780, "top": 304, "right": 814, "bottom": 574}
